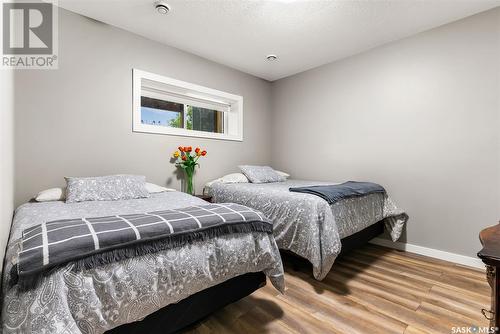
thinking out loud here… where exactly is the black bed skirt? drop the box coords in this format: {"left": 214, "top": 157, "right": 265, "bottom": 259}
{"left": 339, "top": 220, "right": 384, "bottom": 256}
{"left": 106, "top": 271, "right": 266, "bottom": 334}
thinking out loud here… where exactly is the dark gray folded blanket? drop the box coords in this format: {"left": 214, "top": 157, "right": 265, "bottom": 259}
{"left": 289, "top": 181, "right": 386, "bottom": 204}
{"left": 15, "top": 203, "right": 272, "bottom": 289}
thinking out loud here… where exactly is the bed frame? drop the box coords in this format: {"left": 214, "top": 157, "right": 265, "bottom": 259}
{"left": 106, "top": 220, "right": 384, "bottom": 334}
{"left": 339, "top": 220, "right": 384, "bottom": 255}
{"left": 107, "top": 271, "right": 266, "bottom": 334}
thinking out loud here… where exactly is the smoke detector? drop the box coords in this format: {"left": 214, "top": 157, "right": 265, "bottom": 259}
{"left": 266, "top": 54, "right": 278, "bottom": 61}
{"left": 155, "top": 1, "right": 170, "bottom": 14}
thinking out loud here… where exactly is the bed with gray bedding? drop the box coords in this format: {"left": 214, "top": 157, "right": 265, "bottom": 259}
{"left": 205, "top": 179, "right": 408, "bottom": 280}
{"left": 1, "top": 191, "right": 284, "bottom": 334}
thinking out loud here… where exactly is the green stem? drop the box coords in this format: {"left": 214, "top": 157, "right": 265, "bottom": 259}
{"left": 184, "top": 166, "right": 195, "bottom": 195}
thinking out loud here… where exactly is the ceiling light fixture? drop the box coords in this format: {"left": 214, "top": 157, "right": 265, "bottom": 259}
{"left": 155, "top": 1, "right": 170, "bottom": 14}
{"left": 266, "top": 54, "right": 278, "bottom": 61}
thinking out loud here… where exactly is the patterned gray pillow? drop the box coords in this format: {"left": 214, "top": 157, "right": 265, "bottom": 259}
{"left": 238, "top": 165, "right": 286, "bottom": 183}
{"left": 65, "top": 175, "right": 150, "bottom": 203}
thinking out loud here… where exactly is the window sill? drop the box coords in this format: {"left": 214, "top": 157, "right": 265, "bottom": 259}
{"left": 133, "top": 124, "right": 243, "bottom": 142}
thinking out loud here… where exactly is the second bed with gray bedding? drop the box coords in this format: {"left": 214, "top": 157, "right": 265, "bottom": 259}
{"left": 206, "top": 179, "right": 408, "bottom": 280}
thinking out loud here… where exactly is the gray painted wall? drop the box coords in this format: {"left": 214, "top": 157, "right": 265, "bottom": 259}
{"left": 271, "top": 8, "right": 500, "bottom": 258}
{"left": 1, "top": 70, "right": 14, "bottom": 275}
{"left": 14, "top": 8, "right": 272, "bottom": 206}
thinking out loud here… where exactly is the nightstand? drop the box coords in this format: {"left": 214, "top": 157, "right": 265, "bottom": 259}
{"left": 195, "top": 194, "right": 213, "bottom": 203}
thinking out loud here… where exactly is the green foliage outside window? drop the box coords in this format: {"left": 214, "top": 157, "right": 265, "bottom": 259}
{"left": 168, "top": 106, "right": 193, "bottom": 129}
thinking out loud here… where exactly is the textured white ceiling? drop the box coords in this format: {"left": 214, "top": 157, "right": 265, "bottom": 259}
{"left": 58, "top": 0, "right": 500, "bottom": 81}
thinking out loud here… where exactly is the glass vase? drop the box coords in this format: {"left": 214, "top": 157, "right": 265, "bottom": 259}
{"left": 183, "top": 166, "right": 195, "bottom": 195}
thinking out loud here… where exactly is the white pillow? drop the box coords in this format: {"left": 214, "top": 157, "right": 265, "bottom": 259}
{"left": 145, "top": 183, "right": 176, "bottom": 193}
{"left": 205, "top": 173, "right": 249, "bottom": 188}
{"left": 35, "top": 188, "right": 65, "bottom": 202}
{"left": 275, "top": 170, "right": 290, "bottom": 179}
{"left": 220, "top": 173, "right": 249, "bottom": 183}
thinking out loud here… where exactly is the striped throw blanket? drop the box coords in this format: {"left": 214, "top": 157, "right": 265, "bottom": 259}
{"left": 15, "top": 203, "right": 272, "bottom": 288}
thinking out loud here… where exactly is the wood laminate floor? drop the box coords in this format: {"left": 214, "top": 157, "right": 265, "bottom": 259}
{"left": 184, "top": 244, "right": 490, "bottom": 334}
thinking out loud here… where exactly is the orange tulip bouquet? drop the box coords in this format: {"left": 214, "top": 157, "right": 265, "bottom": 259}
{"left": 172, "top": 146, "right": 207, "bottom": 195}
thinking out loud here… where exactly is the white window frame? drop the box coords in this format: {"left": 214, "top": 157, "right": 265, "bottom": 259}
{"left": 133, "top": 69, "right": 243, "bottom": 141}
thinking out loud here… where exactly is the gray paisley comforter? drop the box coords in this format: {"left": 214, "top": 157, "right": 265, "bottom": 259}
{"left": 206, "top": 180, "right": 408, "bottom": 280}
{"left": 1, "top": 192, "right": 284, "bottom": 334}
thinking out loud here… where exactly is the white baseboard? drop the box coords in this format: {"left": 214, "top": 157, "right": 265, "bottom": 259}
{"left": 369, "top": 237, "right": 485, "bottom": 270}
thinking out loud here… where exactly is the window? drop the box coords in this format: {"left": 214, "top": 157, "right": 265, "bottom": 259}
{"left": 133, "top": 69, "right": 243, "bottom": 141}
{"left": 140, "top": 97, "right": 224, "bottom": 133}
